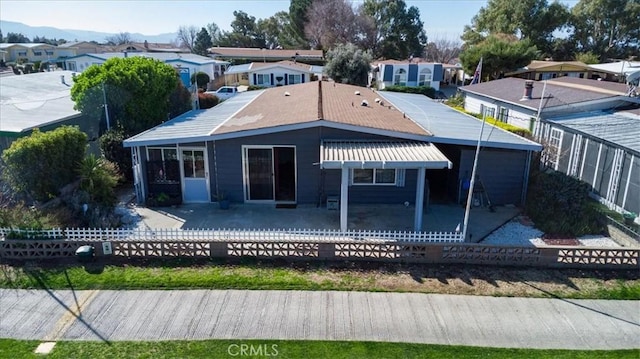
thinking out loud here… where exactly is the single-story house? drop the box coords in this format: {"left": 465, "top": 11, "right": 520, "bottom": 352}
{"left": 224, "top": 60, "right": 322, "bottom": 87}
{"left": 371, "top": 60, "right": 443, "bottom": 91}
{"left": 124, "top": 81, "right": 541, "bottom": 231}
{"left": 113, "top": 41, "right": 190, "bottom": 53}
{"left": 460, "top": 77, "right": 636, "bottom": 131}
{"left": 62, "top": 52, "right": 229, "bottom": 87}
{"left": 589, "top": 61, "right": 640, "bottom": 82}
{"left": 537, "top": 109, "right": 639, "bottom": 219}
{"left": 0, "top": 70, "right": 99, "bottom": 152}
{"left": 208, "top": 47, "right": 324, "bottom": 65}
{"left": 55, "top": 41, "right": 105, "bottom": 58}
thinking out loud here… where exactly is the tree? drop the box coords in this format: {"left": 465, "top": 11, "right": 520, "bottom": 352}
{"left": 78, "top": 154, "right": 121, "bottom": 208}
{"left": 177, "top": 25, "right": 198, "bottom": 52}
{"left": 461, "top": 0, "right": 569, "bottom": 58}
{"left": 282, "top": 0, "right": 313, "bottom": 48}
{"left": 105, "top": 32, "right": 132, "bottom": 45}
{"left": 206, "top": 22, "right": 222, "bottom": 45}
{"left": 168, "top": 82, "right": 193, "bottom": 119}
{"left": 71, "top": 57, "right": 179, "bottom": 137}
{"left": 257, "top": 11, "right": 290, "bottom": 49}
{"left": 6, "top": 32, "right": 30, "bottom": 43}
{"left": 217, "top": 11, "right": 265, "bottom": 48}
{"left": 460, "top": 35, "right": 539, "bottom": 81}
{"left": 325, "top": 43, "right": 372, "bottom": 86}
{"left": 2, "top": 126, "right": 87, "bottom": 201}
{"left": 304, "top": 0, "right": 358, "bottom": 50}
{"left": 570, "top": 0, "right": 640, "bottom": 60}
{"left": 424, "top": 38, "right": 462, "bottom": 64}
{"left": 193, "top": 27, "right": 213, "bottom": 56}
{"left": 198, "top": 92, "right": 219, "bottom": 109}
{"left": 575, "top": 51, "right": 600, "bottom": 64}
{"left": 190, "top": 71, "right": 210, "bottom": 89}
{"left": 360, "top": 0, "right": 427, "bottom": 60}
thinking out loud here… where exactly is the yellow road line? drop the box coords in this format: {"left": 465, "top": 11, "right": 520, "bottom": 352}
{"left": 44, "top": 290, "right": 99, "bottom": 341}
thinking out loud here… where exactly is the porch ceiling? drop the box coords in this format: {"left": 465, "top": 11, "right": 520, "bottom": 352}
{"left": 320, "top": 140, "right": 452, "bottom": 169}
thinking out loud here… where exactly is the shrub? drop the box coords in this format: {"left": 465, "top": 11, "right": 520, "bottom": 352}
{"left": 247, "top": 85, "right": 267, "bottom": 91}
{"left": 99, "top": 129, "right": 132, "bottom": 181}
{"left": 2, "top": 126, "right": 87, "bottom": 201}
{"left": 78, "top": 154, "right": 122, "bottom": 208}
{"left": 382, "top": 85, "right": 436, "bottom": 99}
{"left": 525, "top": 170, "right": 606, "bottom": 236}
{"left": 190, "top": 71, "right": 210, "bottom": 89}
{"left": 198, "top": 92, "right": 219, "bottom": 109}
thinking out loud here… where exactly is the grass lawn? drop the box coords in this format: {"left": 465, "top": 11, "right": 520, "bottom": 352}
{"left": 1, "top": 339, "right": 638, "bottom": 359}
{"left": 1, "top": 259, "right": 639, "bottom": 299}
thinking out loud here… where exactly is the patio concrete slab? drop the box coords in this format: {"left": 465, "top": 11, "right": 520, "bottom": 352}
{"left": 133, "top": 203, "right": 518, "bottom": 242}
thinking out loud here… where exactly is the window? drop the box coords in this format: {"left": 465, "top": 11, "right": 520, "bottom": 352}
{"left": 498, "top": 107, "right": 509, "bottom": 122}
{"left": 288, "top": 74, "right": 301, "bottom": 84}
{"left": 147, "top": 148, "right": 179, "bottom": 183}
{"left": 18, "top": 51, "right": 27, "bottom": 56}
{"left": 394, "top": 68, "right": 407, "bottom": 86}
{"left": 352, "top": 169, "right": 396, "bottom": 185}
{"left": 33, "top": 51, "right": 42, "bottom": 56}
{"left": 256, "top": 74, "right": 269, "bottom": 85}
{"left": 418, "top": 68, "right": 432, "bottom": 87}
{"left": 67, "top": 62, "right": 77, "bottom": 71}
{"left": 480, "top": 104, "right": 495, "bottom": 118}
{"left": 182, "top": 150, "right": 205, "bottom": 178}
{"left": 45, "top": 50, "right": 54, "bottom": 56}
{"left": 546, "top": 128, "right": 563, "bottom": 170}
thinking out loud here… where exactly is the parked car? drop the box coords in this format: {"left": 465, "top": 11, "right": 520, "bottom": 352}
{"left": 205, "top": 86, "right": 238, "bottom": 100}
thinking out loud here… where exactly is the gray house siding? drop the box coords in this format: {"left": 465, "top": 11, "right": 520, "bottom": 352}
{"left": 459, "top": 148, "right": 528, "bottom": 206}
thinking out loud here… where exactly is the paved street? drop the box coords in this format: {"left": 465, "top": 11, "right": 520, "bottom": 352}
{"left": 1, "top": 289, "right": 638, "bottom": 349}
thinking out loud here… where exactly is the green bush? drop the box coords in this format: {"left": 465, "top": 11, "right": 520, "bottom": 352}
{"left": 525, "top": 170, "right": 607, "bottom": 237}
{"left": 2, "top": 126, "right": 87, "bottom": 201}
{"left": 78, "top": 154, "right": 122, "bottom": 208}
{"left": 198, "top": 92, "right": 219, "bottom": 109}
{"left": 99, "top": 129, "right": 132, "bottom": 181}
{"left": 247, "top": 85, "right": 267, "bottom": 91}
{"left": 382, "top": 85, "right": 436, "bottom": 99}
{"left": 190, "top": 71, "right": 210, "bottom": 89}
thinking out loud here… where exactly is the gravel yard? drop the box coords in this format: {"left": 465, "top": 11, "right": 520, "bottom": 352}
{"left": 482, "top": 217, "right": 622, "bottom": 247}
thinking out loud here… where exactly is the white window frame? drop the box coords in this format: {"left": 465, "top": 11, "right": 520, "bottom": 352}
{"left": 351, "top": 168, "right": 397, "bottom": 186}
{"left": 146, "top": 147, "right": 179, "bottom": 183}
{"left": 393, "top": 68, "right": 407, "bottom": 86}
{"left": 418, "top": 68, "right": 432, "bottom": 87}
{"left": 498, "top": 107, "right": 509, "bottom": 122}
{"left": 547, "top": 128, "right": 563, "bottom": 170}
{"left": 256, "top": 73, "right": 269, "bottom": 85}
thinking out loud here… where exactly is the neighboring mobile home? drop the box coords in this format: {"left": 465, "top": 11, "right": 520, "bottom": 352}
{"left": 371, "top": 60, "right": 444, "bottom": 91}
{"left": 124, "top": 81, "right": 541, "bottom": 231}
{"left": 224, "top": 60, "right": 321, "bottom": 87}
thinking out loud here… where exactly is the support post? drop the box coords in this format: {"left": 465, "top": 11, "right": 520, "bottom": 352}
{"left": 414, "top": 168, "right": 426, "bottom": 231}
{"left": 340, "top": 167, "right": 349, "bottom": 232}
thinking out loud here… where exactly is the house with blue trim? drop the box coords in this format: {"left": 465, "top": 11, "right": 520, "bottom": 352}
{"left": 371, "top": 60, "right": 444, "bottom": 91}
{"left": 224, "top": 60, "right": 322, "bottom": 88}
{"left": 124, "top": 81, "right": 541, "bottom": 231}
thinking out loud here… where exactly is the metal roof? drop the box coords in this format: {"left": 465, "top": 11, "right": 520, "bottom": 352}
{"left": 378, "top": 91, "right": 543, "bottom": 151}
{"left": 320, "top": 140, "right": 452, "bottom": 169}
{"left": 0, "top": 70, "right": 80, "bottom": 134}
{"left": 225, "top": 63, "right": 252, "bottom": 74}
{"left": 123, "top": 90, "right": 265, "bottom": 147}
{"left": 548, "top": 111, "right": 640, "bottom": 154}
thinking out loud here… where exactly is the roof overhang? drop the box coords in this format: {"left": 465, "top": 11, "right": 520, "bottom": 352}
{"left": 320, "top": 140, "right": 452, "bottom": 169}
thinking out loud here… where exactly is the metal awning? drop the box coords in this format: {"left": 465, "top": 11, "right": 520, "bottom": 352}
{"left": 320, "top": 140, "right": 452, "bottom": 169}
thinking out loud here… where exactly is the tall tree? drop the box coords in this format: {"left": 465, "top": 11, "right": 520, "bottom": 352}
{"left": 105, "top": 32, "right": 132, "bottom": 45}
{"left": 461, "top": 0, "right": 569, "bottom": 58}
{"left": 71, "top": 57, "right": 179, "bottom": 137}
{"left": 206, "top": 22, "right": 222, "bottom": 45}
{"left": 217, "top": 11, "right": 265, "bottom": 48}
{"left": 570, "top": 0, "right": 640, "bottom": 60}
{"left": 304, "top": 0, "right": 358, "bottom": 50}
{"left": 360, "top": 0, "right": 427, "bottom": 60}
{"left": 257, "top": 11, "right": 289, "bottom": 49}
{"left": 424, "top": 38, "right": 462, "bottom": 64}
{"left": 282, "top": 0, "right": 313, "bottom": 48}
{"left": 193, "top": 27, "right": 213, "bottom": 56}
{"left": 460, "top": 34, "right": 539, "bottom": 81}
{"left": 325, "top": 43, "right": 372, "bottom": 86}
{"left": 177, "top": 25, "right": 198, "bottom": 52}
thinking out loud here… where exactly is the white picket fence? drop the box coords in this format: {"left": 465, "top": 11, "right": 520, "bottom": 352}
{"left": 0, "top": 227, "right": 464, "bottom": 243}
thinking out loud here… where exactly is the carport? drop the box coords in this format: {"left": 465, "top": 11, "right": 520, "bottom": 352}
{"left": 320, "top": 140, "right": 452, "bottom": 231}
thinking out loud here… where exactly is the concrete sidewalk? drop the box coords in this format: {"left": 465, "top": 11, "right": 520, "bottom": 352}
{"left": 1, "top": 289, "right": 638, "bottom": 349}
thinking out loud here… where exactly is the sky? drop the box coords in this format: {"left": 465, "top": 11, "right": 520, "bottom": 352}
{"left": 0, "top": 0, "right": 580, "bottom": 41}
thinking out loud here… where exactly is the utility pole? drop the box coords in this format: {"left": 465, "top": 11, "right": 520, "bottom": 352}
{"left": 102, "top": 81, "right": 111, "bottom": 130}
{"left": 462, "top": 110, "right": 487, "bottom": 242}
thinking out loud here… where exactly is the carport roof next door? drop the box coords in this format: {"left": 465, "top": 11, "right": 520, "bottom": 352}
{"left": 320, "top": 140, "right": 452, "bottom": 169}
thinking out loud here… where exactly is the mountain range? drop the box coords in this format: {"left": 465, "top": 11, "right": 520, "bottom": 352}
{"left": 0, "top": 20, "right": 177, "bottom": 43}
